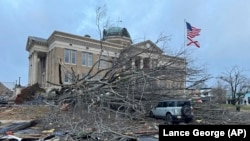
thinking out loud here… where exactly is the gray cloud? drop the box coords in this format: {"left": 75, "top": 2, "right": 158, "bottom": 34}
{"left": 1, "top": 0, "right": 250, "bottom": 87}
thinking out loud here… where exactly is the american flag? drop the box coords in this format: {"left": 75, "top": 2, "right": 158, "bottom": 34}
{"left": 186, "top": 21, "right": 201, "bottom": 48}
{"left": 187, "top": 27, "right": 201, "bottom": 38}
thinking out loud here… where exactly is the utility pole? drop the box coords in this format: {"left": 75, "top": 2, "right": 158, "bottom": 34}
{"left": 18, "top": 77, "right": 21, "bottom": 87}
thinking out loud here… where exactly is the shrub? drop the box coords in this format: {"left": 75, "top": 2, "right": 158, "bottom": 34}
{"left": 15, "top": 83, "right": 45, "bottom": 104}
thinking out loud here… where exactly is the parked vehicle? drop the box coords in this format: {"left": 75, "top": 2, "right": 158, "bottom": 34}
{"left": 0, "top": 96, "right": 8, "bottom": 106}
{"left": 149, "top": 99, "right": 194, "bottom": 124}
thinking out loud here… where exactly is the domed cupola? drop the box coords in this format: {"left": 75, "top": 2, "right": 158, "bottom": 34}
{"left": 103, "top": 27, "right": 132, "bottom": 47}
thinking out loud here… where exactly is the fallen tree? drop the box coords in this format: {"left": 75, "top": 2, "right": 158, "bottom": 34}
{"left": 41, "top": 5, "right": 210, "bottom": 140}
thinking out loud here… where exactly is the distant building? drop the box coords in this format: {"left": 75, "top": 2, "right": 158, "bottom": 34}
{"left": 0, "top": 82, "right": 13, "bottom": 98}
{"left": 0, "top": 82, "right": 15, "bottom": 91}
{"left": 225, "top": 90, "right": 250, "bottom": 105}
{"left": 243, "top": 93, "right": 250, "bottom": 105}
{"left": 26, "top": 27, "right": 186, "bottom": 93}
{"left": 187, "top": 87, "right": 213, "bottom": 102}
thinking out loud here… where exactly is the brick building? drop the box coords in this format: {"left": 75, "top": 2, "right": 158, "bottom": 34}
{"left": 26, "top": 27, "right": 186, "bottom": 92}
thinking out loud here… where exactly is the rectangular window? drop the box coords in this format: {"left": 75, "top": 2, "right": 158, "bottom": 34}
{"left": 71, "top": 50, "right": 76, "bottom": 64}
{"left": 82, "top": 52, "right": 92, "bottom": 67}
{"left": 64, "top": 73, "right": 69, "bottom": 83}
{"left": 156, "top": 102, "right": 164, "bottom": 107}
{"left": 64, "top": 49, "right": 76, "bottom": 64}
{"left": 64, "top": 49, "right": 70, "bottom": 63}
{"left": 100, "top": 55, "right": 107, "bottom": 68}
{"left": 168, "top": 101, "right": 175, "bottom": 107}
{"left": 64, "top": 72, "right": 77, "bottom": 83}
{"left": 88, "top": 53, "right": 93, "bottom": 67}
{"left": 162, "top": 102, "right": 168, "bottom": 107}
{"left": 82, "top": 52, "right": 87, "bottom": 66}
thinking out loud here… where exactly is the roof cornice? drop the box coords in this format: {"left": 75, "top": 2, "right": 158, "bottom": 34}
{"left": 47, "top": 30, "right": 125, "bottom": 49}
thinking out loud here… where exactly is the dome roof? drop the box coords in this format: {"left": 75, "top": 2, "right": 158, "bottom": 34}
{"left": 103, "top": 27, "right": 131, "bottom": 40}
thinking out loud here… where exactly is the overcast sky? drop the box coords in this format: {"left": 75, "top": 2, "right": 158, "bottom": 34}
{"left": 1, "top": 0, "right": 250, "bottom": 87}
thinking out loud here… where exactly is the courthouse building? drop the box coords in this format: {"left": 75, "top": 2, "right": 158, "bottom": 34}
{"left": 26, "top": 27, "right": 186, "bottom": 92}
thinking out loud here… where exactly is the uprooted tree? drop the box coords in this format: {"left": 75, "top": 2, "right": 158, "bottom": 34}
{"left": 43, "top": 5, "right": 210, "bottom": 140}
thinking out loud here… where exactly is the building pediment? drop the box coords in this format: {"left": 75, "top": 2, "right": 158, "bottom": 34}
{"left": 26, "top": 36, "right": 48, "bottom": 51}
{"left": 132, "top": 40, "right": 163, "bottom": 54}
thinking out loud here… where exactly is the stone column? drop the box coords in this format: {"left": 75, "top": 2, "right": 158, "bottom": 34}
{"left": 28, "top": 54, "right": 32, "bottom": 85}
{"left": 140, "top": 57, "right": 144, "bottom": 69}
{"left": 33, "top": 51, "right": 38, "bottom": 84}
{"left": 45, "top": 55, "right": 48, "bottom": 88}
{"left": 149, "top": 58, "right": 152, "bottom": 69}
{"left": 31, "top": 53, "right": 34, "bottom": 84}
{"left": 38, "top": 57, "right": 41, "bottom": 85}
{"left": 131, "top": 58, "right": 135, "bottom": 69}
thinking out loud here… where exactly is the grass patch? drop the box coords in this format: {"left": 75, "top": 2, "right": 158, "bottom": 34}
{"left": 220, "top": 104, "right": 250, "bottom": 111}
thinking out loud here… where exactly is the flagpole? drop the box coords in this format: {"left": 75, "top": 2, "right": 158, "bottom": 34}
{"left": 183, "top": 19, "right": 187, "bottom": 97}
{"left": 183, "top": 21, "right": 201, "bottom": 98}
{"left": 184, "top": 19, "right": 186, "bottom": 52}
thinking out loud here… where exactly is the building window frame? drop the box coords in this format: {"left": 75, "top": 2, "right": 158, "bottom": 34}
{"left": 64, "top": 49, "right": 76, "bottom": 64}
{"left": 82, "top": 52, "right": 93, "bottom": 67}
{"left": 100, "top": 55, "right": 108, "bottom": 69}
{"left": 64, "top": 72, "right": 76, "bottom": 83}
{"left": 64, "top": 49, "right": 70, "bottom": 63}
{"left": 88, "top": 53, "right": 93, "bottom": 67}
{"left": 71, "top": 50, "right": 76, "bottom": 64}
{"left": 64, "top": 72, "right": 69, "bottom": 83}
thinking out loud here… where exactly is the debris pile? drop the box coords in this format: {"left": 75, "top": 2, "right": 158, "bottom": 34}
{"left": 193, "top": 103, "right": 250, "bottom": 125}
{"left": 0, "top": 118, "right": 159, "bottom": 141}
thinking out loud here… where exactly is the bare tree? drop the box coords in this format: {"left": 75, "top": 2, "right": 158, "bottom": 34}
{"left": 46, "top": 44, "right": 210, "bottom": 140}
{"left": 219, "top": 66, "right": 249, "bottom": 105}
{"left": 44, "top": 5, "right": 211, "bottom": 140}
{"left": 211, "top": 80, "right": 227, "bottom": 104}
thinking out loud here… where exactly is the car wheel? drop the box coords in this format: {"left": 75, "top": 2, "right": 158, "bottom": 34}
{"left": 149, "top": 111, "right": 154, "bottom": 118}
{"left": 165, "top": 113, "right": 173, "bottom": 124}
{"left": 181, "top": 105, "right": 192, "bottom": 117}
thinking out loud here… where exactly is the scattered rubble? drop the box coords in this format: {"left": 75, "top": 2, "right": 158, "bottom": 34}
{"left": 193, "top": 103, "right": 250, "bottom": 125}
{"left": 1, "top": 84, "right": 245, "bottom": 139}
{"left": 0, "top": 105, "right": 160, "bottom": 141}
{"left": 1, "top": 102, "right": 250, "bottom": 140}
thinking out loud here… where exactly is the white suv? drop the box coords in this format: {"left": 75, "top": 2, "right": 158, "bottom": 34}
{"left": 149, "top": 99, "right": 194, "bottom": 124}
